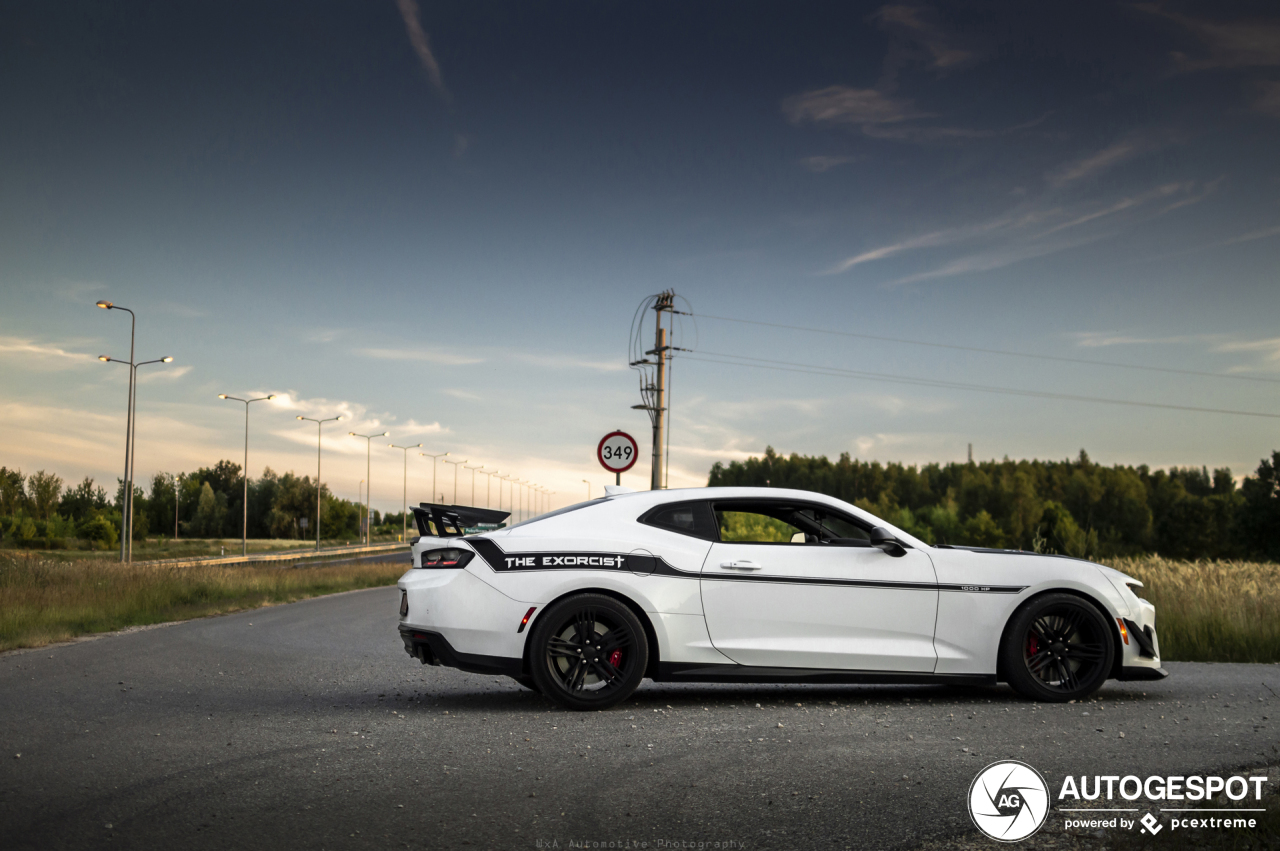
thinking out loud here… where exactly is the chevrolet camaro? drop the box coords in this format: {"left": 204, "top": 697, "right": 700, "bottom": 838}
{"left": 397, "top": 487, "right": 1165, "bottom": 710}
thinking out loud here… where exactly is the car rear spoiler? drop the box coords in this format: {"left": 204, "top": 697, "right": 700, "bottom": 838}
{"left": 411, "top": 503, "right": 511, "bottom": 538}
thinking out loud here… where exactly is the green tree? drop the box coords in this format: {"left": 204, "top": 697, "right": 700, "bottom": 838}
{"left": 1241, "top": 451, "right": 1280, "bottom": 561}
{"left": 0, "top": 467, "right": 28, "bottom": 515}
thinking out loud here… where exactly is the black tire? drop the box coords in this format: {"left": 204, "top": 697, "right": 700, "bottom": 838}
{"left": 1001, "top": 593, "right": 1115, "bottom": 703}
{"left": 528, "top": 593, "right": 648, "bottom": 711}
{"left": 511, "top": 675, "right": 541, "bottom": 693}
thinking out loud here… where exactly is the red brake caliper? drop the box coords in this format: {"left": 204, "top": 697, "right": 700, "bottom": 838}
{"left": 1027, "top": 632, "right": 1039, "bottom": 658}
{"left": 608, "top": 650, "right": 622, "bottom": 669}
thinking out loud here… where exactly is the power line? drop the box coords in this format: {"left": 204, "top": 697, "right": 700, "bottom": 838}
{"left": 682, "top": 350, "right": 1280, "bottom": 420}
{"left": 688, "top": 312, "right": 1280, "bottom": 385}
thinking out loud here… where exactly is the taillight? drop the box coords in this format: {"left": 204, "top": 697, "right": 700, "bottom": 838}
{"left": 417, "top": 547, "right": 474, "bottom": 569}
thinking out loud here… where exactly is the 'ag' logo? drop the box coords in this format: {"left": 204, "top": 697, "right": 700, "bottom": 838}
{"left": 968, "top": 760, "right": 1050, "bottom": 842}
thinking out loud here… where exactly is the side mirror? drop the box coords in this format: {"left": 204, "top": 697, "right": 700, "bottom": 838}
{"left": 870, "top": 526, "right": 907, "bottom": 558}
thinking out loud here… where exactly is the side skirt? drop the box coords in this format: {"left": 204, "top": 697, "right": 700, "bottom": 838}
{"left": 653, "top": 662, "right": 996, "bottom": 687}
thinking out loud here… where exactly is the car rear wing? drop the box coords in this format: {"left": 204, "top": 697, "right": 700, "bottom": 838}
{"left": 411, "top": 503, "right": 511, "bottom": 538}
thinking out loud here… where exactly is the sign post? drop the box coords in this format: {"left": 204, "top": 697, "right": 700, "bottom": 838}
{"left": 596, "top": 430, "right": 638, "bottom": 485}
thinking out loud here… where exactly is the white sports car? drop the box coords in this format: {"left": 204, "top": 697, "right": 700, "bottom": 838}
{"left": 398, "top": 487, "right": 1165, "bottom": 710}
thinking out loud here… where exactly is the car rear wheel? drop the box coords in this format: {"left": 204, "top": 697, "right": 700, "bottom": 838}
{"left": 1001, "top": 593, "right": 1114, "bottom": 703}
{"left": 528, "top": 593, "right": 648, "bottom": 711}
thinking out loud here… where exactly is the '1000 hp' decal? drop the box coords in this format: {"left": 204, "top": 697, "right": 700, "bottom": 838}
{"left": 463, "top": 538, "right": 1026, "bottom": 594}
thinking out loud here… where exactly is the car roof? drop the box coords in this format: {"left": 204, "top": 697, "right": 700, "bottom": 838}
{"left": 490, "top": 486, "right": 931, "bottom": 549}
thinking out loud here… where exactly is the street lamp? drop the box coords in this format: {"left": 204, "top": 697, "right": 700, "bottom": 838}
{"left": 419, "top": 451, "right": 449, "bottom": 507}
{"left": 444, "top": 458, "right": 467, "bottom": 504}
{"left": 583, "top": 479, "right": 591, "bottom": 500}
{"left": 389, "top": 443, "right": 422, "bottom": 542}
{"left": 496, "top": 474, "right": 512, "bottom": 521}
{"left": 95, "top": 300, "right": 135, "bottom": 563}
{"left": 465, "top": 463, "right": 483, "bottom": 506}
{"left": 100, "top": 348, "right": 172, "bottom": 561}
{"left": 297, "top": 415, "right": 343, "bottom": 551}
{"left": 219, "top": 393, "right": 276, "bottom": 557}
{"left": 479, "top": 468, "right": 495, "bottom": 508}
{"left": 349, "top": 431, "right": 390, "bottom": 545}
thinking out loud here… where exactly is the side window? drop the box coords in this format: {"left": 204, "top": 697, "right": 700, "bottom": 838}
{"left": 795, "top": 508, "right": 870, "bottom": 541}
{"left": 714, "top": 507, "right": 804, "bottom": 543}
{"left": 639, "top": 501, "right": 717, "bottom": 540}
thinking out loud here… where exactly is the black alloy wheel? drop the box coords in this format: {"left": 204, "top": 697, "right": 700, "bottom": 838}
{"left": 1001, "top": 593, "right": 1115, "bottom": 702}
{"left": 528, "top": 593, "right": 648, "bottom": 711}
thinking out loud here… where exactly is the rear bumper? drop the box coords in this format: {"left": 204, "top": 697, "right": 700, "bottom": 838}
{"left": 399, "top": 625, "right": 522, "bottom": 678}
{"left": 1118, "top": 665, "right": 1169, "bottom": 681}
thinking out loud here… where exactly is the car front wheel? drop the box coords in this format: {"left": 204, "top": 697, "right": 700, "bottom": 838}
{"left": 528, "top": 593, "right": 648, "bottom": 711}
{"left": 1001, "top": 593, "right": 1115, "bottom": 702}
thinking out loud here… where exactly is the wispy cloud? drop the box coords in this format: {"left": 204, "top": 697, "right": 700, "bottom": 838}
{"left": 442, "top": 388, "right": 482, "bottom": 401}
{"left": 874, "top": 3, "right": 979, "bottom": 73}
{"left": 1047, "top": 139, "right": 1143, "bottom": 187}
{"left": 1068, "top": 332, "right": 1216, "bottom": 348}
{"left": 136, "top": 365, "right": 193, "bottom": 383}
{"left": 783, "top": 86, "right": 929, "bottom": 127}
{"left": 394, "top": 0, "right": 450, "bottom": 103}
{"left": 1219, "top": 223, "right": 1280, "bottom": 246}
{"left": 828, "top": 179, "right": 1213, "bottom": 285}
{"left": 799, "top": 155, "right": 859, "bottom": 173}
{"left": 1214, "top": 337, "right": 1280, "bottom": 367}
{"left": 1137, "top": 6, "right": 1280, "bottom": 71}
{"left": 0, "top": 335, "right": 96, "bottom": 369}
{"left": 355, "top": 347, "right": 484, "bottom": 366}
{"left": 514, "top": 352, "right": 629, "bottom": 373}
{"left": 1255, "top": 81, "right": 1280, "bottom": 117}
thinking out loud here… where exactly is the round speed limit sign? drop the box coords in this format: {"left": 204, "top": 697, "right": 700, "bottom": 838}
{"left": 597, "top": 431, "right": 638, "bottom": 474}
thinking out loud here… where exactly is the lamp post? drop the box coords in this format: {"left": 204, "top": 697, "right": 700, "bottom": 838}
{"left": 219, "top": 393, "right": 276, "bottom": 557}
{"left": 95, "top": 300, "right": 135, "bottom": 563}
{"left": 419, "top": 452, "right": 449, "bottom": 507}
{"left": 389, "top": 443, "right": 422, "bottom": 542}
{"left": 480, "top": 468, "right": 495, "bottom": 508}
{"left": 297, "top": 415, "right": 343, "bottom": 551}
{"left": 583, "top": 479, "right": 591, "bottom": 500}
{"left": 99, "top": 350, "right": 172, "bottom": 561}
{"left": 465, "top": 464, "right": 483, "bottom": 506}
{"left": 496, "top": 474, "right": 511, "bottom": 521}
{"left": 444, "top": 458, "right": 467, "bottom": 504}
{"left": 349, "top": 431, "right": 390, "bottom": 545}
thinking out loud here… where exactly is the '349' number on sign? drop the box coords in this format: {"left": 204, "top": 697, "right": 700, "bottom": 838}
{"left": 597, "top": 431, "right": 639, "bottom": 473}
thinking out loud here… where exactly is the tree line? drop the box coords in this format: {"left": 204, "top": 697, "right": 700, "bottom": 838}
{"left": 0, "top": 462, "right": 412, "bottom": 549}
{"left": 708, "top": 448, "right": 1280, "bottom": 561}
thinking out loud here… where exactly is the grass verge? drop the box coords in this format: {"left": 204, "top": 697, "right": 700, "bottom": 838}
{"left": 1103, "top": 557, "right": 1280, "bottom": 664}
{"left": 0, "top": 552, "right": 405, "bottom": 652}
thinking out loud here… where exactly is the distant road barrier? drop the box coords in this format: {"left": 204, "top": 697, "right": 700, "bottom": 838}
{"left": 139, "top": 541, "right": 409, "bottom": 569}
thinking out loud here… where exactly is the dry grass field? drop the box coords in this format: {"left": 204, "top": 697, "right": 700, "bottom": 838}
{"left": 0, "top": 552, "right": 405, "bottom": 652}
{"left": 1103, "top": 556, "right": 1280, "bottom": 664}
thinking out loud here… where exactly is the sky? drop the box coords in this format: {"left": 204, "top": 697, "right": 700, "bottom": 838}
{"left": 2, "top": 1, "right": 1279, "bottom": 515}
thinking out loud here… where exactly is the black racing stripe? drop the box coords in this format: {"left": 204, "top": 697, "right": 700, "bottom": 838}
{"left": 936, "top": 583, "right": 1026, "bottom": 594}
{"left": 701, "top": 573, "right": 939, "bottom": 591}
{"left": 462, "top": 536, "right": 1025, "bottom": 593}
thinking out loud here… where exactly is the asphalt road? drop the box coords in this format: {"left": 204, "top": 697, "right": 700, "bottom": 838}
{"left": 2, "top": 587, "right": 1277, "bottom": 851}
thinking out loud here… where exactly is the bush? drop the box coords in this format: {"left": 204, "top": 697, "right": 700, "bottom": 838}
{"left": 76, "top": 515, "right": 119, "bottom": 549}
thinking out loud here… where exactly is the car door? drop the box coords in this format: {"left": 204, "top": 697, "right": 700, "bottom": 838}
{"left": 699, "top": 500, "right": 939, "bottom": 672}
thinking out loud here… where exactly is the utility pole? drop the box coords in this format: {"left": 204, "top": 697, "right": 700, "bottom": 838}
{"left": 630, "top": 290, "right": 676, "bottom": 490}
{"left": 968, "top": 443, "right": 974, "bottom": 464}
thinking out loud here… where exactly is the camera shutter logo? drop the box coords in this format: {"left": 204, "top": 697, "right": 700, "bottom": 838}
{"left": 968, "top": 760, "right": 1050, "bottom": 842}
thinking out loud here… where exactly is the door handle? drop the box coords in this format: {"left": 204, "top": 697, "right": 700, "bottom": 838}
{"left": 720, "top": 560, "right": 762, "bottom": 571}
